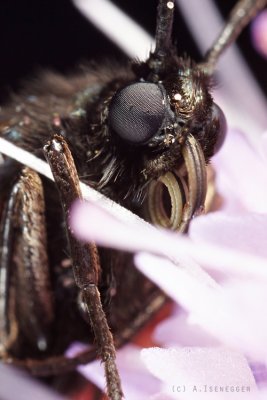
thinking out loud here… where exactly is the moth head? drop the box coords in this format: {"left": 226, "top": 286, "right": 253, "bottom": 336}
{"left": 108, "top": 72, "right": 226, "bottom": 158}
{"left": 100, "top": 0, "right": 258, "bottom": 231}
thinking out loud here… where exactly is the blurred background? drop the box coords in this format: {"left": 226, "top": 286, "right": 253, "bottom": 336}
{"left": 0, "top": 0, "right": 266, "bottom": 103}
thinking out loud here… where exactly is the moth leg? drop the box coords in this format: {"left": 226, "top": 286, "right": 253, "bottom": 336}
{"left": 44, "top": 135, "right": 123, "bottom": 400}
{"left": 0, "top": 167, "right": 54, "bottom": 356}
{"left": 201, "top": 0, "right": 267, "bottom": 74}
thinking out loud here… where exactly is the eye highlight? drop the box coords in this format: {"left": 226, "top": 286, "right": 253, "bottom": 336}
{"left": 108, "top": 82, "right": 166, "bottom": 145}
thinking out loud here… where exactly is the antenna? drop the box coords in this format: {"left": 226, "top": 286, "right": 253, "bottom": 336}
{"left": 148, "top": 0, "right": 175, "bottom": 78}
{"left": 200, "top": 0, "right": 267, "bottom": 74}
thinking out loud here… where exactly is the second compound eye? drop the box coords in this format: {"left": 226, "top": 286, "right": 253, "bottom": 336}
{"left": 211, "top": 103, "right": 227, "bottom": 154}
{"left": 108, "top": 82, "right": 166, "bottom": 145}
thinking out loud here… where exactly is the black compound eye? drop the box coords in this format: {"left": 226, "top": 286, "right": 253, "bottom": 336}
{"left": 108, "top": 82, "right": 166, "bottom": 144}
{"left": 212, "top": 103, "right": 227, "bottom": 153}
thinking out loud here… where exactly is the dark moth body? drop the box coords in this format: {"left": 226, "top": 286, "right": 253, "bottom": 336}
{"left": 0, "top": 64, "right": 170, "bottom": 363}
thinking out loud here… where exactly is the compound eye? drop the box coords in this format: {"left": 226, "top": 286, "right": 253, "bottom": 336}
{"left": 212, "top": 103, "right": 227, "bottom": 153}
{"left": 108, "top": 82, "right": 166, "bottom": 144}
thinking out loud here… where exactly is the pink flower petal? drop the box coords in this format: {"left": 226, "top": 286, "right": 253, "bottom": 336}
{"left": 70, "top": 200, "right": 267, "bottom": 282}
{"left": 70, "top": 199, "right": 156, "bottom": 253}
{"left": 149, "top": 394, "right": 175, "bottom": 400}
{"left": 190, "top": 212, "right": 267, "bottom": 260}
{"left": 251, "top": 10, "right": 267, "bottom": 59}
{"left": 141, "top": 347, "right": 257, "bottom": 400}
{"left": 251, "top": 362, "right": 267, "bottom": 385}
{"left": 217, "top": 280, "right": 267, "bottom": 362}
{"left": 134, "top": 253, "right": 219, "bottom": 315}
{"left": 154, "top": 311, "right": 220, "bottom": 347}
{"left": 259, "top": 131, "right": 267, "bottom": 162}
{"left": 136, "top": 253, "right": 267, "bottom": 363}
{"left": 213, "top": 130, "right": 267, "bottom": 213}
{"left": 0, "top": 364, "right": 65, "bottom": 400}
{"left": 68, "top": 343, "right": 161, "bottom": 400}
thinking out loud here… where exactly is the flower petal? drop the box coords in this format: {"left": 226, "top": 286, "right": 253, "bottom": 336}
{"left": 190, "top": 212, "right": 267, "bottom": 261}
{"left": 0, "top": 364, "right": 65, "bottom": 400}
{"left": 136, "top": 253, "right": 267, "bottom": 363}
{"left": 259, "top": 132, "right": 267, "bottom": 163}
{"left": 251, "top": 10, "right": 267, "bottom": 59}
{"left": 213, "top": 130, "right": 267, "bottom": 212}
{"left": 141, "top": 347, "right": 257, "bottom": 400}
{"left": 70, "top": 200, "right": 267, "bottom": 282}
{"left": 154, "top": 310, "right": 220, "bottom": 347}
{"left": 68, "top": 343, "right": 161, "bottom": 400}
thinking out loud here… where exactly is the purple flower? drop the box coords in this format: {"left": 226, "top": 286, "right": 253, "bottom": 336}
{"left": 0, "top": 365, "right": 65, "bottom": 400}
{"left": 251, "top": 10, "right": 267, "bottom": 59}
{"left": 212, "top": 129, "right": 267, "bottom": 213}
{"left": 69, "top": 128, "right": 267, "bottom": 398}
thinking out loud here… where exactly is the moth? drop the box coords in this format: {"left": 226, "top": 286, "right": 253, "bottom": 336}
{"left": 0, "top": 0, "right": 266, "bottom": 399}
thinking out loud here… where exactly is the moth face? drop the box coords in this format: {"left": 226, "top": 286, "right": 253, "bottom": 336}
{"left": 108, "top": 73, "right": 227, "bottom": 158}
